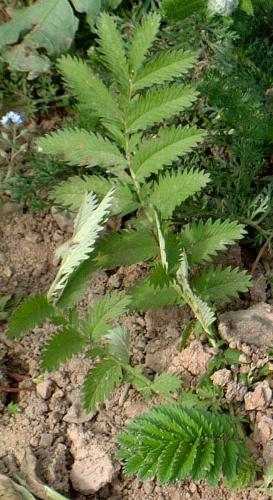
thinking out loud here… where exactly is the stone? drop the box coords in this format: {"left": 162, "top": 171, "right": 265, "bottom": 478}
{"left": 36, "top": 379, "right": 54, "bottom": 400}
{"left": 40, "top": 433, "right": 54, "bottom": 448}
{"left": 210, "top": 368, "right": 232, "bottom": 387}
{"left": 68, "top": 425, "right": 115, "bottom": 494}
{"left": 169, "top": 341, "right": 211, "bottom": 377}
{"left": 218, "top": 303, "right": 273, "bottom": 347}
{"left": 51, "top": 207, "right": 74, "bottom": 233}
{"left": 225, "top": 381, "right": 248, "bottom": 403}
{"left": 255, "top": 415, "right": 273, "bottom": 445}
{"left": 244, "top": 381, "right": 272, "bottom": 410}
{"left": 262, "top": 441, "right": 273, "bottom": 467}
{"left": 63, "top": 396, "right": 96, "bottom": 424}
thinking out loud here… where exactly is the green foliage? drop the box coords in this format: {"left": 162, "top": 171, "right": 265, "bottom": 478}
{"left": 117, "top": 404, "right": 257, "bottom": 487}
{"left": 0, "top": 0, "right": 123, "bottom": 75}
{"left": 83, "top": 358, "right": 123, "bottom": 411}
{"left": 95, "top": 230, "right": 158, "bottom": 269}
{"left": 147, "top": 169, "right": 210, "bottom": 219}
{"left": 179, "top": 219, "right": 246, "bottom": 265}
{"left": 37, "top": 129, "right": 126, "bottom": 169}
{"left": 41, "top": 328, "right": 85, "bottom": 371}
{"left": 128, "top": 12, "right": 161, "bottom": 74}
{"left": 106, "top": 326, "right": 130, "bottom": 364}
{"left": 82, "top": 292, "right": 130, "bottom": 340}
{"left": 153, "top": 373, "right": 181, "bottom": 398}
{"left": 192, "top": 265, "right": 252, "bottom": 304}
{"left": 128, "top": 279, "right": 182, "bottom": 311}
{"left": 41, "top": 12, "right": 251, "bottom": 335}
{"left": 162, "top": 0, "right": 207, "bottom": 21}
{"left": 6, "top": 295, "right": 55, "bottom": 340}
{"left": 131, "top": 126, "right": 205, "bottom": 181}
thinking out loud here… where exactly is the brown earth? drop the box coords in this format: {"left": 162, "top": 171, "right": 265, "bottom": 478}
{"left": 0, "top": 209, "right": 273, "bottom": 499}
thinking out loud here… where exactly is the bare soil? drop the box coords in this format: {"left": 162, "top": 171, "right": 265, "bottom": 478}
{"left": 0, "top": 209, "right": 273, "bottom": 499}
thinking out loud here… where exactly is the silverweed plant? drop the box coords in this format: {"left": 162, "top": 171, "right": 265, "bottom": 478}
{"left": 6, "top": 13, "right": 255, "bottom": 488}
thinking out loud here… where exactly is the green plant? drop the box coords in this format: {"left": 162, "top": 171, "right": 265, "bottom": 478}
{"left": 0, "top": 0, "right": 124, "bottom": 76}
{"left": 37, "top": 13, "right": 251, "bottom": 344}
{"left": 6, "top": 190, "right": 181, "bottom": 411}
{"left": 6, "top": 401, "right": 20, "bottom": 416}
{"left": 5, "top": 14, "right": 257, "bottom": 487}
{"left": 117, "top": 404, "right": 258, "bottom": 487}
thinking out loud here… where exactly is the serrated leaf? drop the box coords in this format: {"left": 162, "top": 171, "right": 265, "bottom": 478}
{"left": 127, "top": 86, "right": 198, "bottom": 133}
{"left": 37, "top": 128, "right": 126, "bottom": 169}
{"left": 179, "top": 219, "right": 246, "bottom": 265}
{"left": 128, "top": 278, "right": 182, "bottom": 311}
{"left": 128, "top": 12, "right": 161, "bottom": 74}
{"left": 57, "top": 55, "right": 122, "bottom": 127}
{"left": 148, "top": 169, "right": 210, "bottom": 219}
{"left": 149, "top": 263, "right": 171, "bottom": 289}
{"left": 95, "top": 229, "right": 158, "bottom": 269}
{"left": 48, "top": 189, "right": 114, "bottom": 302}
{"left": 132, "top": 126, "right": 205, "bottom": 181}
{"left": 0, "top": 0, "right": 78, "bottom": 75}
{"left": 192, "top": 265, "right": 251, "bottom": 304}
{"left": 132, "top": 50, "right": 197, "bottom": 91}
{"left": 83, "top": 359, "right": 122, "bottom": 411}
{"left": 106, "top": 325, "right": 130, "bottom": 364}
{"left": 153, "top": 373, "right": 181, "bottom": 398}
{"left": 117, "top": 404, "right": 256, "bottom": 486}
{"left": 96, "top": 13, "right": 129, "bottom": 91}
{"left": 6, "top": 295, "right": 55, "bottom": 340}
{"left": 41, "top": 328, "right": 85, "bottom": 371}
{"left": 82, "top": 292, "right": 130, "bottom": 340}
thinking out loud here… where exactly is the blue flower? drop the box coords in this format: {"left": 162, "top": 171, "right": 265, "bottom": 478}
{"left": 1, "top": 111, "right": 24, "bottom": 128}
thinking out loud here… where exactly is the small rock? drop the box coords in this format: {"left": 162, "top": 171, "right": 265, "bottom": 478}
{"left": 4, "top": 267, "right": 12, "bottom": 279}
{"left": 40, "top": 433, "right": 54, "bottom": 448}
{"left": 51, "top": 207, "right": 74, "bottom": 233}
{"left": 63, "top": 397, "right": 96, "bottom": 424}
{"left": 36, "top": 379, "right": 54, "bottom": 400}
{"left": 169, "top": 341, "right": 211, "bottom": 377}
{"left": 255, "top": 415, "right": 273, "bottom": 445}
{"left": 210, "top": 368, "right": 232, "bottom": 387}
{"left": 262, "top": 441, "right": 273, "bottom": 466}
{"left": 68, "top": 426, "right": 115, "bottom": 494}
{"left": 244, "top": 381, "right": 272, "bottom": 410}
{"left": 218, "top": 303, "right": 273, "bottom": 347}
{"left": 225, "top": 381, "right": 248, "bottom": 402}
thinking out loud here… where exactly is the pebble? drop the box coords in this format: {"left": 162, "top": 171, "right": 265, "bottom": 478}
{"left": 36, "top": 379, "right": 54, "bottom": 400}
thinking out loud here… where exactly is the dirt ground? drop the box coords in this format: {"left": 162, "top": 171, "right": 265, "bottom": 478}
{"left": 1, "top": 209, "right": 273, "bottom": 499}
